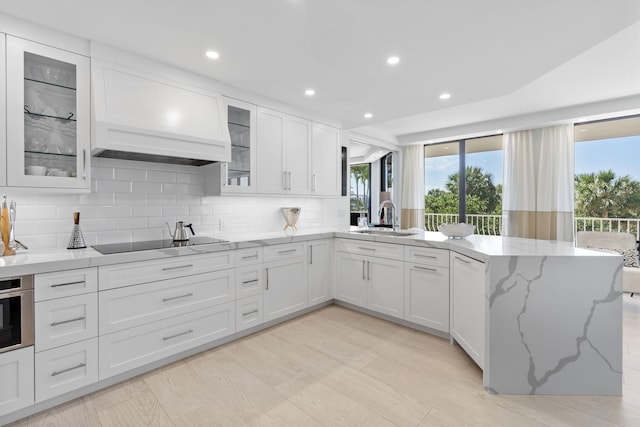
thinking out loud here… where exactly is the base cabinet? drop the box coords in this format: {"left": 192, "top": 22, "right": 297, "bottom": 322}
{"left": 450, "top": 252, "right": 485, "bottom": 368}
{"left": 307, "top": 239, "right": 333, "bottom": 305}
{"left": 404, "top": 264, "right": 449, "bottom": 332}
{"left": 236, "top": 295, "right": 264, "bottom": 332}
{"left": 0, "top": 347, "right": 34, "bottom": 417}
{"left": 263, "top": 249, "right": 308, "bottom": 322}
{"left": 335, "top": 252, "right": 368, "bottom": 308}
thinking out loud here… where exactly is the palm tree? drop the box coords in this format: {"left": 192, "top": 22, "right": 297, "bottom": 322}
{"left": 575, "top": 170, "right": 640, "bottom": 218}
{"left": 351, "top": 165, "right": 369, "bottom": 211}
{"left": 445, "top": 166, "right": 500, "bottom": 214}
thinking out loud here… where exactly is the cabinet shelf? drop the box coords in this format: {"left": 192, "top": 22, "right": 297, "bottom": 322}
{"left": 228, "top": 121, "right": 250, "bottom": 129}
{"left": 24, "top": 111, "right": 76, "bottom": 122}
{"left": 25, "top": 150, "right": 76, "bottom": 158}
{"left": 228, "top": 168, "right": 250, "bottom": 173}
{"left": 231, "top": 144, "right": 250, "bottom": 150}
{"left": 24, "top": 77, "right": 76, "bottom": 91}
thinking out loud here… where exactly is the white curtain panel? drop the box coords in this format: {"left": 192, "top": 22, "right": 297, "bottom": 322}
{"left": 400, "top": 144, "right": 425, "bottom": 229}
{"left": 537, "top": 124, "right": 575, "bottom": 241}
{"left": 502, "top": 125, "right": 574, "bottom": 241}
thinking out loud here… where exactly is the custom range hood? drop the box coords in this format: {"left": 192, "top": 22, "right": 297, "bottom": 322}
{"left": 91, "top": 56, "right": 231, "bottom": 166}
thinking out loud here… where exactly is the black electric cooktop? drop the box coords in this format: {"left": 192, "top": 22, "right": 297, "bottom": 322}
{"left": 92, "top": 236, "right": 228, "bottom": 255}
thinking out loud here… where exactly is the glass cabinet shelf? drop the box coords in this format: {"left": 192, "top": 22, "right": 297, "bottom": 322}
{"left": 24, "top": 77, "right": 76, "bottom": 91}
{"left": 25, "top": 150, "right": 76, "bottom": 158}
{"left": 24, "top": 111, "right": 76, "bottom": 121}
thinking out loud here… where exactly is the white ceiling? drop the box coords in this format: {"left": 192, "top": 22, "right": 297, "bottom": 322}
{"left": 1, "top": 1, "right": 639, "bottom": 137}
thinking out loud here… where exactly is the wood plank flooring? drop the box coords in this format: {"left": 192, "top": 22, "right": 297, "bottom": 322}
{"left": 9, "top": 295, "right": 640, "bottom": 426}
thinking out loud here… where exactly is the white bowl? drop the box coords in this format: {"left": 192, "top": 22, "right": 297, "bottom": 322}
{"left": 438, "top": 223, "right": 475, "bottom": 238}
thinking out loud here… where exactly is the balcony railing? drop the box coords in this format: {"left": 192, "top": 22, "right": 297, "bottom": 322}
{"left": 425, "top": 212, "right": 640, "bottom": 240}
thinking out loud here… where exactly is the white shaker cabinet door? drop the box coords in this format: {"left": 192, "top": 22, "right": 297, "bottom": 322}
{"left": 450, "top": 252, "right": 485, "bottom": 369}
{"left": 335, "top": 252, "right": 368, "bottom": 308}
{"left": 263, "top": 257, "right": 308, "bottom": 322}
{"left": 256, "top": 107, "right": 286, "bottom": 194}
{"left": 311, "top": 122, "right": 340, "bottom": 196}
{"left": 0, "top": 346, "right": 34, "bottom": 417}
{"left": 367, "top": 257, "right": 404, "bottom": 319}
{"left": 404, "top": 263, "right": 450, "bottom": 332}
{"left": 284, "top": 115, "right": 311, "bottom": 194}
{"left": 307, "top": 239, "right": 333, "bottom": 305}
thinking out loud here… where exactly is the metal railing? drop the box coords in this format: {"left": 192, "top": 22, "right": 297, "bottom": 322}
{"left": 425, "top": 212, "right": 640, "bottom": 240}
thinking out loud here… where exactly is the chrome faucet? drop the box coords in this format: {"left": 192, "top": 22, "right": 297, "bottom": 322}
{"left": 378, "top": 199, "right": 398, "bottom": 231}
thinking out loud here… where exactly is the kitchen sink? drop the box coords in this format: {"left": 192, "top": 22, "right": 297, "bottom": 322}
{"left": 352, "top": 229, "right": 418, "bottom": 237}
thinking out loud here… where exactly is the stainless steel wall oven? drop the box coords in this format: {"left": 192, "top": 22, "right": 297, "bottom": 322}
{"left": 0, "top": 275, "right": 34, "bottom": 353}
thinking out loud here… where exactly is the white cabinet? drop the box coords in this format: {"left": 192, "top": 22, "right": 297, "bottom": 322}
{"left": 311, "top": 122, "right": 341, "bottom": 196}
{"left": 335, "top": 252, "right": 368, "bottom": 308}
{"left": 307, "top": 239, "right": 333, "bottom": 305}
{"left": 335, "top": 241, "right": 404, "bottom": 319}
{"left": 35, "top": 338, "right": 98, "bottom": 402}
{"left": 263, "top": 243, "right": 308, "bottom": 322}
{"left": 0, "top": 33, "right": 6, "bottom": 187}
{"left": 0, "top": 347, "right": 34, "bottom": 416}
{"left": 450, "top": 252, "right": 485, "bottom": 368}
{"left": 236, "top": 294, "right": 264, "bottom": 332}
{"left": 35, "top": 293, "right": 98, "bottom": 352}
{"left": 34, "top": 267, "right": 98, "bottom": 302}
{"left": 204, "top": 98, "right": 257, "bottom": 195}
{"left": 256, "top": 107, "right": 311, "bottom": 194}
{"left": 6, "top": 35, "right": 91, "bottom": 190}
{"left": 404, "top": 264, "right": 450, "bottom": 332}
{"left": 99, "top": 304, "right": 235, "bottom": 379}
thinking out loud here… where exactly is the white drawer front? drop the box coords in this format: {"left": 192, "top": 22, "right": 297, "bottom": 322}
{"left": 99, "top": 303, "right": 235, "bottom": 379}
{"left": 35, "top": 338, "right": 98, "bottom": 402}
{"left": 236, "top": 265, "right": 263, "bottom": 299}
{"left": 404, "top": 246, "right": 449, "bottom": 267}
{"left": 335, "top": 239, "right": 403, "bottom": 260}
{"left": 235, "top": 247, "right": 263, "bottom": 266}
{"left": 263, "top": 242, "right": 306, "bottom": 262}
{"left": 99, "top": 270, "right": 235, "bottom": 334}
{"left": 236, "top": 294, "right": 263, "bottom": 332}
{"left": 98, "top": 251, "right": 234, "bottom": 290}
{"left": 35, "top": 293, "right": 98, "bottom": 352}
{"left": 35, "top": 268, "right": 98, "bottom": 302}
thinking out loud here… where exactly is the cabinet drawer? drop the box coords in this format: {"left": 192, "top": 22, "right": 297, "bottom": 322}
{"left": 335, "top": 239, "right": 403, "bottom": 260}
{"left": 236, "top": 265, "right": 263, "bottom": 299}
{"left": 99, "top": 303, "right": 235, "bottom": 379}
{"left": 35, "top": 293, "right": 98, "bottom": 352}
{"left": 100, "top": 270, "right": 235, "bottom": 335}
{"left": 404, "top": 246, "right": 449, "bottom": 267}
{"left": 35, "top": 338, "right": 98, "bottom": 402}
{"left": 263, "top": 242, "right": 306, "bottom": 262}
{"left": 235, "top": 247, "right": 263, "bottom": 266}
{"left": 35, "top": 268, "right": 98, "bottom": 301}
{"left": 236, "top": 294, "right": 263, "bottom": 332}
{"left": 98, "top": 251, "right": 234, "bottom": 290}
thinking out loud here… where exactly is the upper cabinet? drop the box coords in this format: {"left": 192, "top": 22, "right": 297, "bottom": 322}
{"left": 204, "top": 98, "right": 257, "bottom": 195}
{"left": 0, "top": 33, "right": 7, "bottom": 188}
{"left": 255, "top": 106, "right": 340, "bottom": 196}
{"left": 6, "top": 36, "right": 91, "bottom": 190}
{"left": 91, "top": 58, "right": 230, "bottom": 165}
{"left": 311, "top": 122, "right": 341, "bottom": 196}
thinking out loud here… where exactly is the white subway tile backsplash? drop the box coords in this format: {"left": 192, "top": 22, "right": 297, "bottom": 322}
{"left": 10, "top": 158, "right": 346, "bottom": 251}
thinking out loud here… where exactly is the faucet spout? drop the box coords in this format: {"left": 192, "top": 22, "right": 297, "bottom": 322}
{"left": 378, "top": 199, "right": 399, "bottom": 231}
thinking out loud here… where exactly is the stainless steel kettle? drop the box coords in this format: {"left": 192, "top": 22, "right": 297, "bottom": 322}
{"left": 166, "top": 221, "right": 195, "bottom": 241}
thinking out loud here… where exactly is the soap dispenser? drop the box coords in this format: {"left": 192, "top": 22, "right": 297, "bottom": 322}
{"left": 1, "top": 194, "right": 15, "bottom": 256}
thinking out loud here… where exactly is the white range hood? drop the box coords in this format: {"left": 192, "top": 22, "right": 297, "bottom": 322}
{"left": 91, "top": 57, "right": 231, "bottom": 166}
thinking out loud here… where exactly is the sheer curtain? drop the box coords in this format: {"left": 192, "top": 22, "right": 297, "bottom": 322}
{"left": 400, "top": 144, "right": 425, "bottom": 229}
{"left": 502, "top": 124, "right": 574, "bottom": 241}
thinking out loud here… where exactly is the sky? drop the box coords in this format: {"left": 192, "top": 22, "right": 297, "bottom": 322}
{"left": 424, "top": 135, "right": 640, "bottom": 192}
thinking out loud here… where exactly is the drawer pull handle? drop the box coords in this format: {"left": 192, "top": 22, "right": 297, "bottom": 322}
{"left": 243, "top": 309, "right": 259, "bottom": 316}
{"left": 242, "top": 279, "right": 258, "bottom": 285}
{"left": 414, "top": 254, "right": 437, "bottom": 259}
{"left": 51, "top": 363, "right": 86, "bottom": 377}
{"left": 162, "top": 293, "right": 194, "bottom": 302}
{"left": 51, "top": 316, "right": 85, "bottom": 327}
{"left": 414, "top": 266, "right": 437, "bottom": 272}
{"left": 162, "top": 264, "right": 194, "bottom": 271}
{"left": 278, "top": 249, "right": 297, "bottom": 254}
{"left": 242, "top": 254, "right": 259, "bottom": 260}
{"left": 163, "top": 329, "right": 194, "bottom": 341}
{"left": 358, "top": 246, "right": 376, "bottom": 251}
{"left": 51, "top": 280, "right": 86, "bottom": 288}
{"left": 455, "top": 256, "right": 471, "bottom": 264}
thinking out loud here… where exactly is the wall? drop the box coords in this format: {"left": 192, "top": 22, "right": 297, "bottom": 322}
{"left": 9, "top": 158, "right": 347, "bottom": 250}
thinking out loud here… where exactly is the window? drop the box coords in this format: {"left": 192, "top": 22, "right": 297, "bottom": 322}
{"left": 424, "top": 135, "right": 503, "bottom": 234}
{"left": 350, "top": 163, "right": 371, "bottom": 225}
{"left": 380, "top": 152, "right": 393, "bottom": 192}
{"left": 575, "top": 115, "right": 640, "bottom": 239}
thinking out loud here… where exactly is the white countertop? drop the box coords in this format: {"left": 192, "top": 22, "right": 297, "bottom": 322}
{"left": 0, "top": 227, "right": 617, "bottom": 276}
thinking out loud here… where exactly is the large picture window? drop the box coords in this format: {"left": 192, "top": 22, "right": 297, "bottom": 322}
{"left": 424, "top": 135, "right": 503, "bottom": 235}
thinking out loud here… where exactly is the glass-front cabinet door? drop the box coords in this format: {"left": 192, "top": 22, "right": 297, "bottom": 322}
{"left": 222, "top": 97, "right": 256, "bottom": 193}
{"left": 6, "top": 36, "right": 90, "bottom": 190}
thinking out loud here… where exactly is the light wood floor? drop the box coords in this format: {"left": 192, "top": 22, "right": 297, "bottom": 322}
{"left": 9, "top": 295, "right": 640, "bottom": 427}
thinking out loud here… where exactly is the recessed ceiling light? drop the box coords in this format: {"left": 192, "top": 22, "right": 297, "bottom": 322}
{"left": 205, "top": 50, "right": 220, "bottom": 59}
{"left": 387, "top": 56, "right": 400, "bottom": 65}
{"left": 305, "top": 89, "right": 315, "bottom": 96}
{"left": 439, "top": 93, "right": 451, "bottom": 100}
{"left": 364, "top": 113, "right": 373, "bottom": 119}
